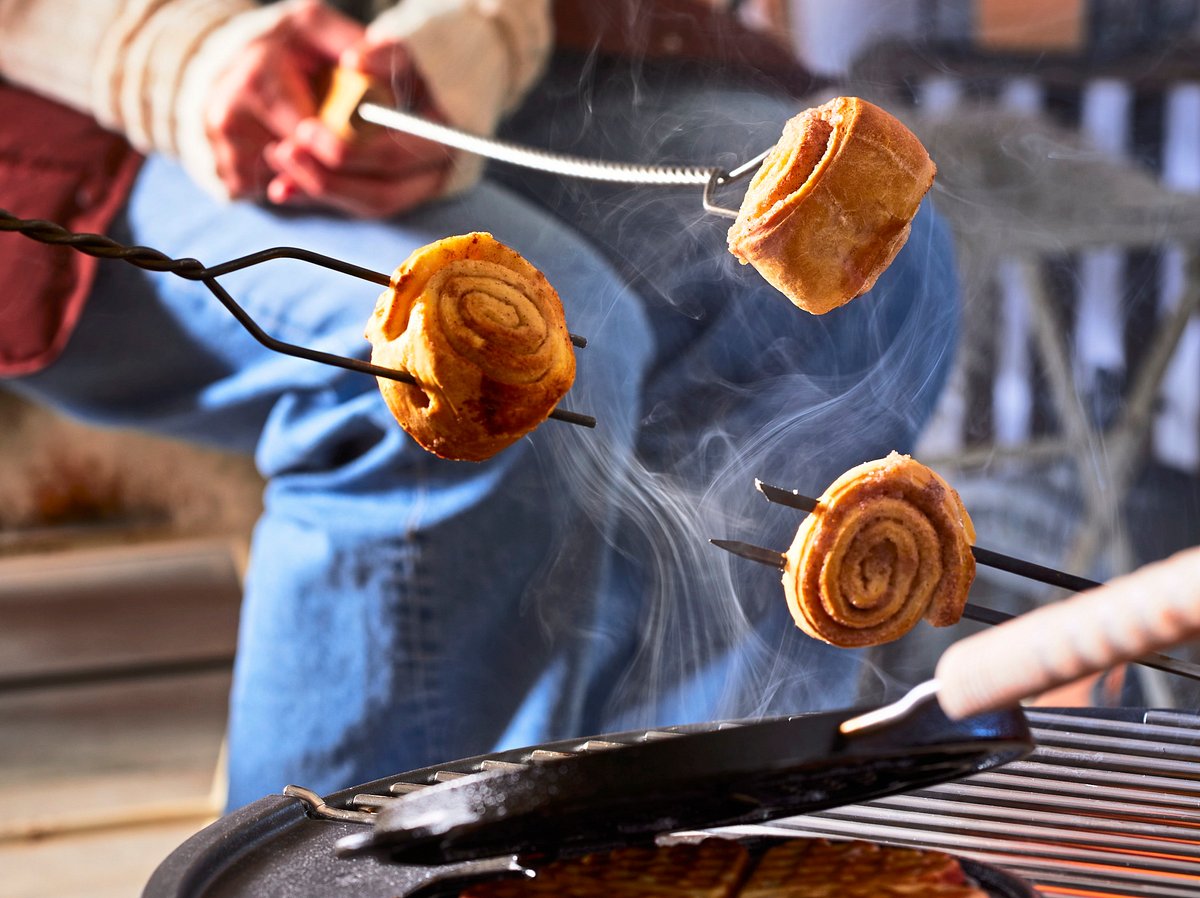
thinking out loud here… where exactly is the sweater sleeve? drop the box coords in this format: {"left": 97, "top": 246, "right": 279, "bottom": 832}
{"left": 0, "top": 0, "right": 299, "bottom": 198}
{"left": 0, "top": 0, "right": 553, "bottom": 200}
{"left": 366, "top": 0, "right": 552, "bottom": 193}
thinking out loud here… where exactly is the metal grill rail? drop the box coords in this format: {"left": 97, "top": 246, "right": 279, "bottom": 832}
{"left": 289, "top": 710, "right": 1200, "bottom": 898}
{"left": 757, "top": 709, "right": 1200, "bottom": 898}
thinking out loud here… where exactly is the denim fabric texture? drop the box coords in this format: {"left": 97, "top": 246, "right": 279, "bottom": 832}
{"left": 496, "top": 56, "right": 962, "bottom": 732}
{"left": 9, "top": 58, "right": 960, "bottom": 809}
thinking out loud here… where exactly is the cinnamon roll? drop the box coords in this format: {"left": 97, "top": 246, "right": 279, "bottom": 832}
{"left": 727, "top": 97, "right": 936, "bottom": 315}
{"left": 783, "top": 452, "right": 976, "bottom": 647}
{"left": 364, "top": 232, "right": 576, "bottom": 461}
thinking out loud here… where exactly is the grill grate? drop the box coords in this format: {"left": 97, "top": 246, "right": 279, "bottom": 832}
{"left": 744, "top": 708, "right": 1200, "bottom": 898}
{"left": 288, "top": 709, "right": 1200, "bottom": 898}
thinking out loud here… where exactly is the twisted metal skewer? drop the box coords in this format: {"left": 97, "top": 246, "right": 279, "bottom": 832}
{"left": 354, "top": 102, "right": 767, "bottom": 219}
{"left": 0, "top": 209, "right": 594, "bottom": 428}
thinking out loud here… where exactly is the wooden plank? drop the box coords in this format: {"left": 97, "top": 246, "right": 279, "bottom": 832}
{"left": 1, "top": 816, "right": 214, "bottom": 898}
{"left": 0, "top": 540, "right": 242, "bottom": 681}
{"left": 0, "top": 671, "right": 231, "bottom": 836}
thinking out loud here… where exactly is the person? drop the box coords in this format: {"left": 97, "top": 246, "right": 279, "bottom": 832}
{"left": 0, "top": 0, "right": 958, "bottom": 810}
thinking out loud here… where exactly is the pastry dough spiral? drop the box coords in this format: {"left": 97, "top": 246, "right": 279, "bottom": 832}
{"left": 783, "top": 453, "right": 975, "bottom": 647}
{"left": 364, "top": 232, "right": 576, "bottom": 461}
{"left": 727, "top": 97, "right": 935, "bottom": 315}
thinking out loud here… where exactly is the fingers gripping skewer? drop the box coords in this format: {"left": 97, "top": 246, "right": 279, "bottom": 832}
{"left": 709, "top": 479, "right": 1200, "bottom": 683}
{"left": 0, "top": 210, "right": 594, "bottom": 428}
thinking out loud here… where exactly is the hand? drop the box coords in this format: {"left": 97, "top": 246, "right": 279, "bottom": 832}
{"left": 205, "top": 0, "right": 363, "bottom": 199}
{"left": 264, "top": 38, "right": 454, "bottom": 218}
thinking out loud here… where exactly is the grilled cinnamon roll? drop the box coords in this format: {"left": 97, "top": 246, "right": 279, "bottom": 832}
{"left": 783, "top": 452, "right": 975, "bottom": 647}
{"left": 727, "top": 97, "right": 935, "bottom": 315}
{"left": 364, "top": 232, "right": 576, "bottom": 461}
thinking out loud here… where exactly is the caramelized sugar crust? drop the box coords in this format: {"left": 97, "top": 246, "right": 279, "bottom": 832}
{"left": 461, "top": 838, "right": 988, "bottom": 898}
{"left": 364, "top": 232, "right": 575, "bottom": 461}
{"left": 782, "top": 452, "right": 976, "bottom": 647}
{"left": 728, "top": 97, "right": 935, "bottom": 315}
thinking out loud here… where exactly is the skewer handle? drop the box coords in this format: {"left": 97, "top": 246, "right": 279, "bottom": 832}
{"left": 318, "top": 67, "right": 380, "bottom": 139}
{"left": 936, "top": 545, "right": 1200, "bottom": 719}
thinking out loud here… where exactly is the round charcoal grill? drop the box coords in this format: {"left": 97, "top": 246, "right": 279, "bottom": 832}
{"left": 146, "top": 706, "right": 1200, "bottom": 898}
{"left": 144, "top": 706, "right": 1038, "bottom": 898}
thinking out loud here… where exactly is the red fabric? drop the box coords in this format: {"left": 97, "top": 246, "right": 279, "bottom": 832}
{"left": 0, "top": 84, "right": 144, "bottom": 376}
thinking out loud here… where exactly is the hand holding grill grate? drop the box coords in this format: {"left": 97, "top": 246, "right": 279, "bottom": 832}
{"left": 0, "top": 209, "right": 596, "bottom": 442}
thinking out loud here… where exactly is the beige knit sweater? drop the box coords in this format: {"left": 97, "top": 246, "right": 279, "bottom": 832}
{"left": 0, "top": 0, "right": 552, "bottom": 198}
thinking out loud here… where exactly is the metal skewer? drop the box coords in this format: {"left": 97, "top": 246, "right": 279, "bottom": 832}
{"left": 708, "top": 537, "right": 1200, "bottom": 680}
{"left": 321, "top": 69, "right": 765, "bottom": 217}
{"left": 0, "top": 210, "right": 595, "bottom": 428}
{"left": 355, "top": 102, "right": 765, "bottom": 219}
{"left": 709, "top": 537, "right": 1029, "bottom": 633}
{"left": 711, "top": 487, "right": 1200, "bottom": 682}
{"left": 753, "top": 479, "right": 1100, "bottom": 593}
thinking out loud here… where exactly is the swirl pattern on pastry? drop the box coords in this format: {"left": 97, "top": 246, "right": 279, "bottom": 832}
{"left": 364, "top": 232, "right": 576, "bottom": 461}
{"left": 782, "top": 452, "right": 976, "bottom": 647}
{"left": 727, "top": 97, "right": 936, "bottom": 315}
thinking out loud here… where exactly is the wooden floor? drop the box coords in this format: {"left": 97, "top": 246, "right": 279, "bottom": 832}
{"left": 0, "top": 539, "right": 243, "bottom": 897}
{"left": 1, "top": 818, "right": 217, "bottom": 898}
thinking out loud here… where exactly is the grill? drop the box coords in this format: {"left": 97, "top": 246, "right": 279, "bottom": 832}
{"left": 769, "top": 707, "right": 1200, "bottom": 898}
{"left": 146, "top": 706, "right": 1200, "bottom": 898}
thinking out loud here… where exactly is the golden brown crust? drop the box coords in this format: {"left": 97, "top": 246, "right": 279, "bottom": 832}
{"left": 460, "top": 838, "right": 987, "bottom": 898}
{"left": 461, "top": 839, "right": 750, "bottom": 898}
{"left": 742, "top": 839, "right": 988, "bottom": 898}
{"left": 727, "top": 97, "right": 936, "bottom": 315}
{"left": 364, "top": 232, "right": 576, "bottom": 461}
{"left": 782, "top": 452, "right": 976, "bottom": 647}
{"left": 572, "top": 840, "right": 752, "bottom": 898}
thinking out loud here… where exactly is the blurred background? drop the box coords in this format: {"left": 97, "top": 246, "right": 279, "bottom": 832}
{"left": 4, "top": 0, "right": 1200, "bottom": 893}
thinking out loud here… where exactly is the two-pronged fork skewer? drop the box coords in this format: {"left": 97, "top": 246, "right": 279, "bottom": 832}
{"left": 711, "top": 478, "right": 1200, "bottom": 682}
{"left": 751, "top": 479, "right": 1101, "bottom": 592}
{"left": 0, "top": 209, "right": 595, "bottom": 428}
